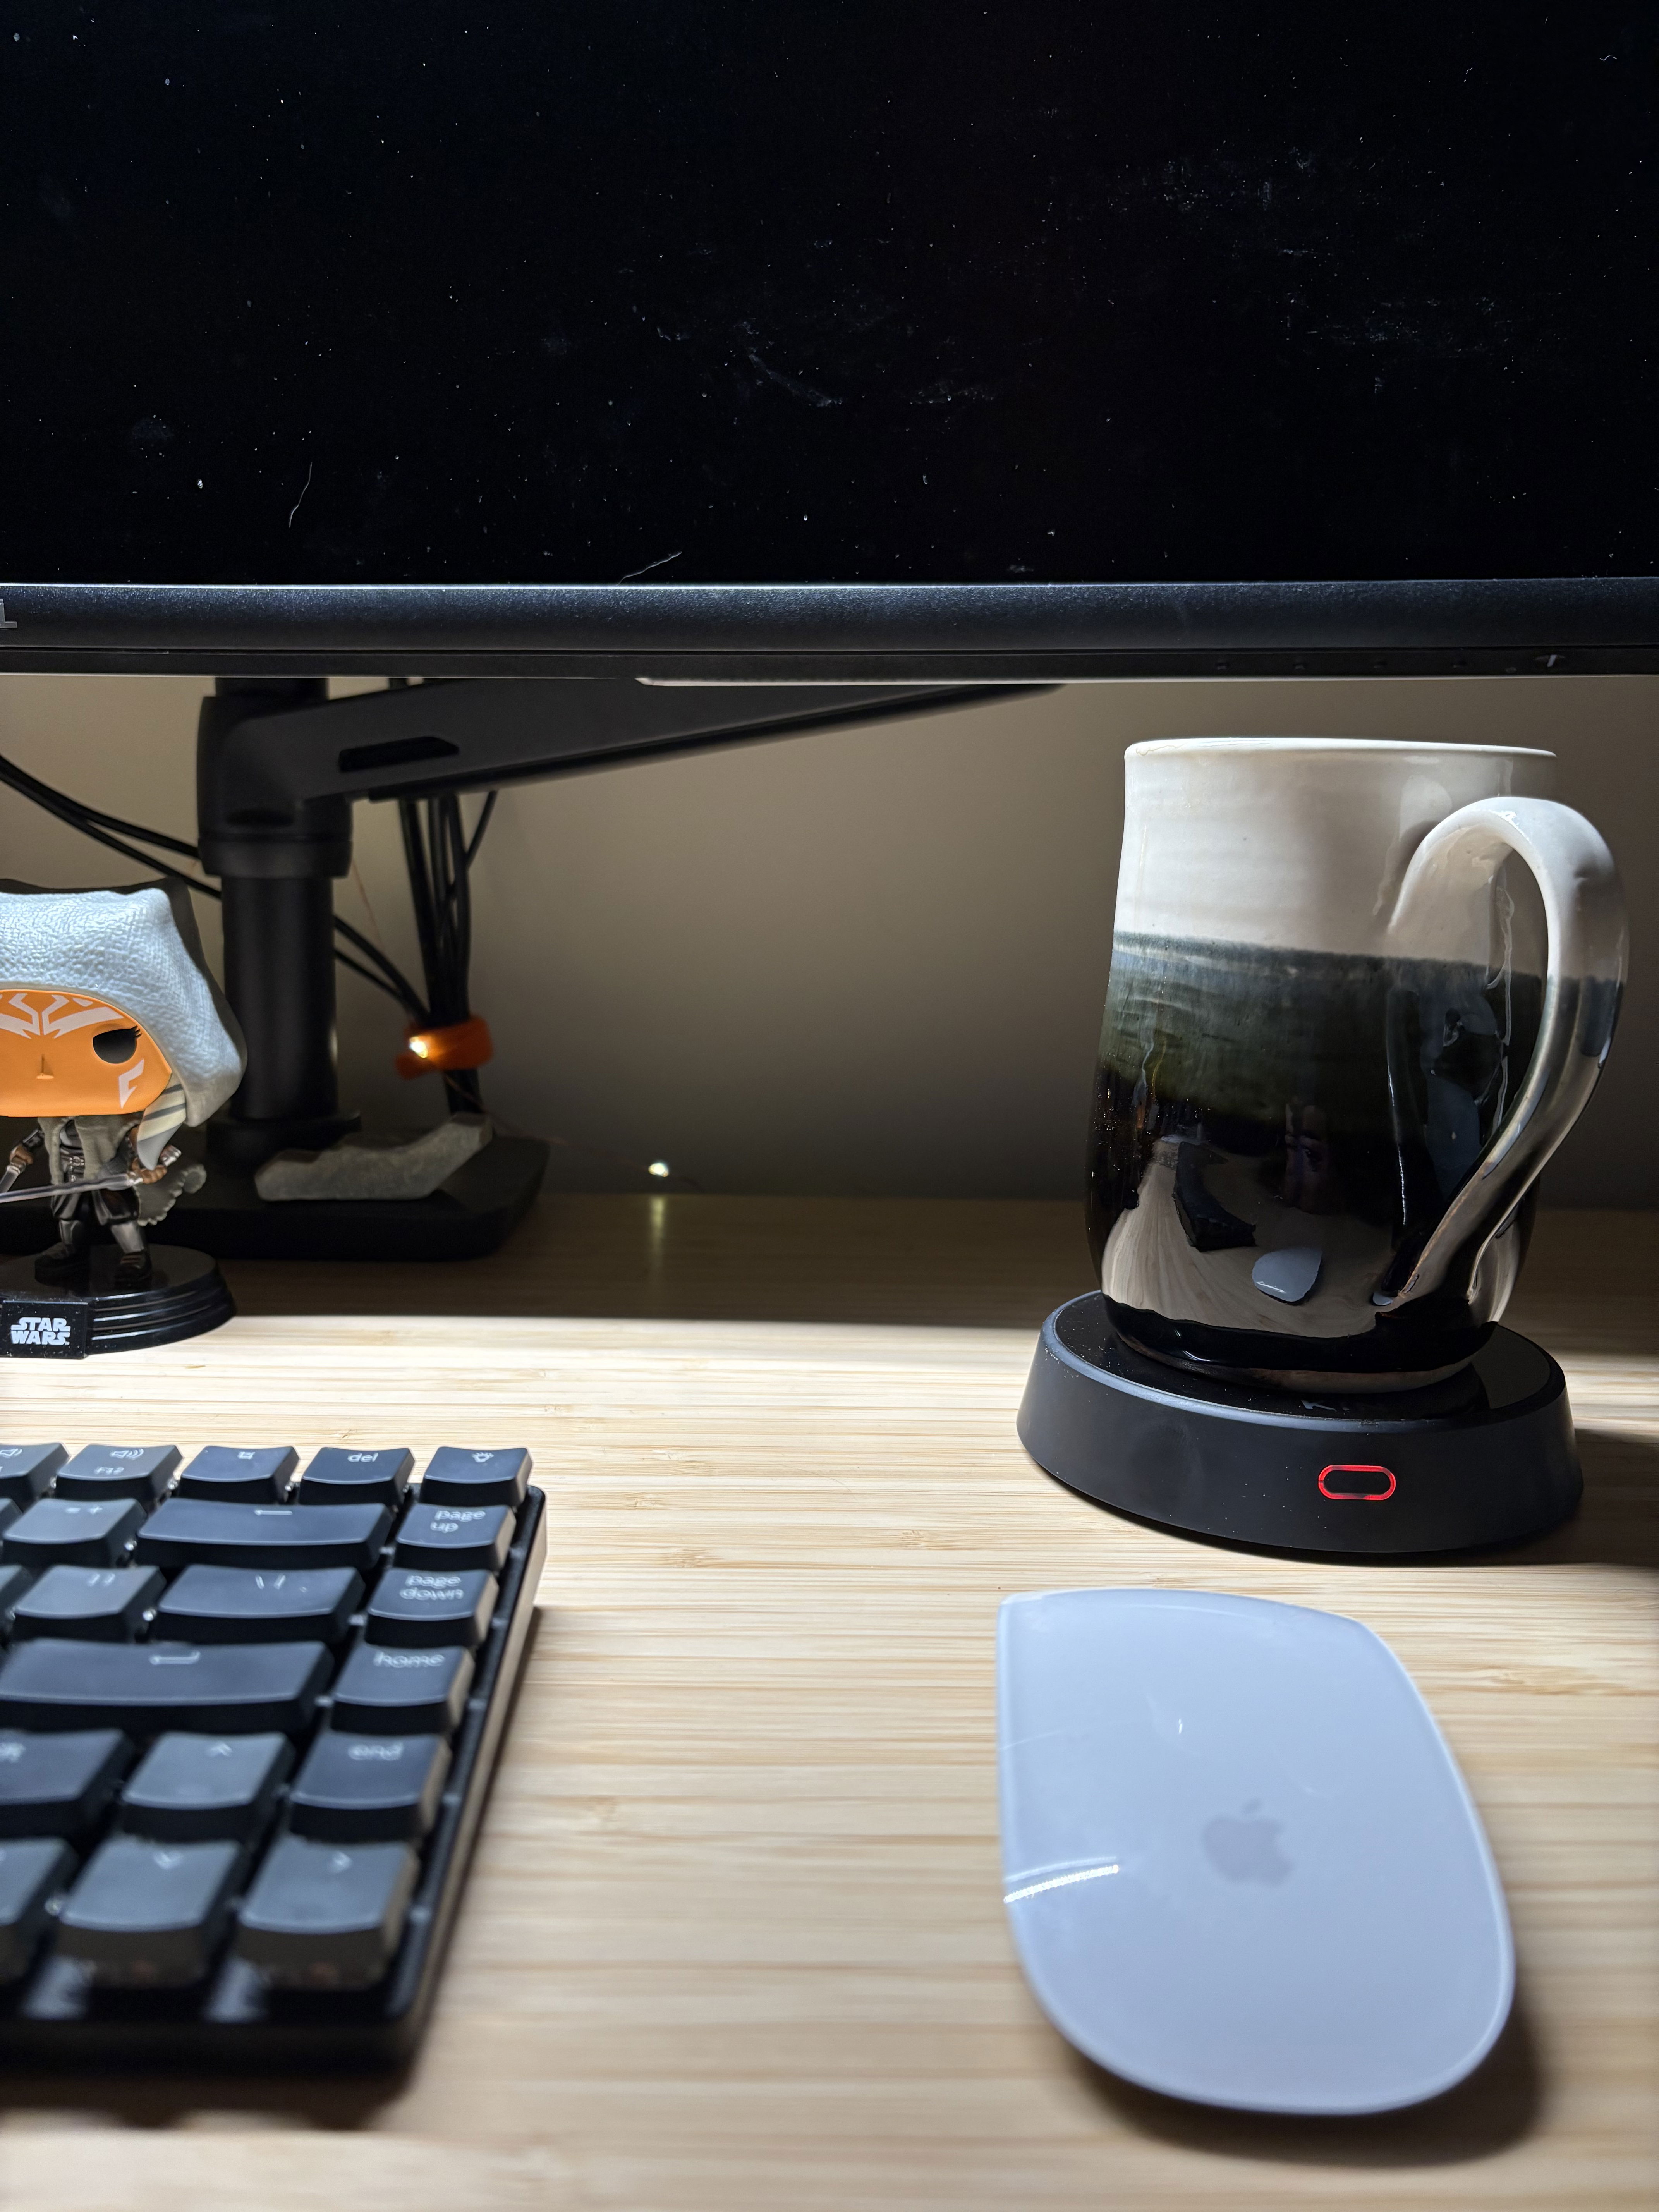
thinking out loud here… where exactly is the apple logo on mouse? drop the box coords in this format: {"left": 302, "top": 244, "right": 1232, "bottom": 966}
{"left": 1200, "top": 1800, "right": 1293, "bottom": 1884}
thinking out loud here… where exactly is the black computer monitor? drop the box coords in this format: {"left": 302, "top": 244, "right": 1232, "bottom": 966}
{"left": 2, "top": 4, "right": 1655, "bottom": 678}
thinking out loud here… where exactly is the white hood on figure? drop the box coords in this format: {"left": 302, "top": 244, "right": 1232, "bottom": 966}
{"left": 0, "top": 881, "right": 245, "bottom": 1125}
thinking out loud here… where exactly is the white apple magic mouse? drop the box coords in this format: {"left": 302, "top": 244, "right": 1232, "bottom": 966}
{"left": 996, "top": 1588, "right": 1513, "bottom": 2114}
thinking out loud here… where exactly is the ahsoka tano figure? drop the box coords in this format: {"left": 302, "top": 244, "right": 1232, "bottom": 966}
{"left": 0, "top": 883, "right": 243, "bottom": 1287}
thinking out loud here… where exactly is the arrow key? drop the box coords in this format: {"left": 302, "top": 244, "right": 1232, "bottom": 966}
{"left": 57, "top": 1835, "right": 242, "bottom": 1985}
{"left": 119, "top": 1731, "right": 293, "bottom": 1844}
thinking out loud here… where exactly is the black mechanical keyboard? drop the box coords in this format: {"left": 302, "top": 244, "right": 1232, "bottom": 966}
{"left": 0, "top": 1441, "right": 545, "bottom": 2066}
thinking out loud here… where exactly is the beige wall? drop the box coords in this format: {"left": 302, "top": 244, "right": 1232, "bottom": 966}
{"left": 0, "top": 672, "right": 1652, "bottom": 1203}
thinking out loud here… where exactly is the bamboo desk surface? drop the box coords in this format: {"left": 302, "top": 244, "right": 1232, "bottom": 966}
{"left": 0, "top": 1197, "right": 1653, "bottom": 2212}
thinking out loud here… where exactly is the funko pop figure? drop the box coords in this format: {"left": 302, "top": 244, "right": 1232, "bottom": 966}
{"left": 0, "top": 881, "right": 244, "bottom": 1288}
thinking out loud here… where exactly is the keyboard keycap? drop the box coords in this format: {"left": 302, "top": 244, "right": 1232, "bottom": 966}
{"left": 394, "top": 1502, "right": 513, "bottom": 1573}
{"left": 119, "top": 1731, "right": 293, "bottom": 1843}
{"left": 0, "top": 1564, "right": 32, "bottom": 1632}
{"left": 153, "top": 1565, "right": 363, "bottom": 1646}
{"left": 328, "top": 1642, "right": 474, "bottom": 1736}
{"left": 0, "top": 1839, "right": 75, "bottom": 1981}
{"left": 235, "top": 1834, "right": 420, "bottom": 1989}
{"left": 296, "top": 1448, "right": 414, "bottom": 1507}
{"left": 288, "top": 1732, "right": 451, "bottom": 1843}
{"left": 175, "top": 1446, "right": 298, "bottom": 1503}
{"left": 0, "top": 1729, "right": 130, "bottom": 1839}
{"left": 136, "top": 1499, "right": 392, "bottom": 1573}
{"left": 0, "top": 1444, "right": 66, "bottom": 1509}
{"left": 0, "top": 1639, "right": 332, "bottom": 1736}
{"left": 366, "top": 1568, "right": 497, "bottom": 1649}
{"left": 419, "top": 1446, "right": 531, "bottom": 1509}
{"left": 3, "top": 1497, "right": 144, "bottom": 1569}
{"left": 57, "top": 1835, "right": 242, "bottom": 1985}
{"left": 55, "top": 1444, "right": 181, "bottom": 1503}
{"left": 12, "top": 1565, "right": 165, "bottom": 1642}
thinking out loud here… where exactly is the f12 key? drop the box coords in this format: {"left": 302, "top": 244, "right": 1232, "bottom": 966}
{"left": 54, "top": 1448, "right": 182, "bottom": 1504}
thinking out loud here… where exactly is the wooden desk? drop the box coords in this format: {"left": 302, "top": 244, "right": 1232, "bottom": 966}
{"left": 0, "top": 1199, "right": 1653, "bottom": 2212}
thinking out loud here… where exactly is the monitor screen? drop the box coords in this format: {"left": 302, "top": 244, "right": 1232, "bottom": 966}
{"left": 2, "top": 3, "right": 1655, "bottom": 673}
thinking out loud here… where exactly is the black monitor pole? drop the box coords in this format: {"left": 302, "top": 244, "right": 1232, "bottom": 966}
{"left": 198, "top": 679, "right": 355, "bottom": 1169}
{"left": 190, "top": 676, "right": 1041, "bottom": 1257}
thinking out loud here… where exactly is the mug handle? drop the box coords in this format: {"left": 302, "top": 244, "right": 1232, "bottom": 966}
{"left": 1374, "top": 797, "right": 1627, "bottom": 1311}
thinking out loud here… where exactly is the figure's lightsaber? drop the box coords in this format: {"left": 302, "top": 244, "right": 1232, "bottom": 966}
{"left": 0, "top": 1136, "right": 180, "bottom": 1205}
{"left": 0, "top": 1173, "right": 151, "bottom": 1207}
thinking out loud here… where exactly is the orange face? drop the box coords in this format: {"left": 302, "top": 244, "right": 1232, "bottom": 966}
{"left": 0, "top": 990, "right": 170, "bottom": 1117}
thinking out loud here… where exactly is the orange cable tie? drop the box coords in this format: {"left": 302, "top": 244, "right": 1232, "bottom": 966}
{"left": 396, "top": 1014, "right": 494, "bottom": 1079}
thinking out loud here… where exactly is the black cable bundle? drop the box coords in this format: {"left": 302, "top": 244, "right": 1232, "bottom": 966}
{"left": 397, "top": 790, "right": 498, "bottom": 1115}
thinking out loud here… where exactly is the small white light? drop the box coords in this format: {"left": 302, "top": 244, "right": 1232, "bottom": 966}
{"left": 647, "top": 1160, "right": 671, "bottom": 1179}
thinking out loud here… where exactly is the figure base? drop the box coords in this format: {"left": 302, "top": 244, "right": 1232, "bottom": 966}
{"left": 0, "top": 1245, "right": 234, "bottom": 1357}
{"left": 1018, "top": 1295, "right": 1580, "bottom": 1557}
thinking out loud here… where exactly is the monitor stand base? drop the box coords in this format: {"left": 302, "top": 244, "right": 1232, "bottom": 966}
{"left": 170, "top": 1135, "right": 550, "bottom": 1262}
{"left": 0, "top": 1139, "right": 548, "bottom": 1266}
{"left": 1018, "top": 1294, "right": 1580, "bottom": 1557}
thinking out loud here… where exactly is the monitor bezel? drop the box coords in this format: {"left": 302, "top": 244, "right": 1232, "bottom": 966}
{"left": 0, "top": 577, "right": 1655, "bottom": 681}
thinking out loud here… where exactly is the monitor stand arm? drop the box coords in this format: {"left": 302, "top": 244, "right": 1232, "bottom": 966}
{"left": 194, "top": 676, "right": 1032, "bottom": 1232}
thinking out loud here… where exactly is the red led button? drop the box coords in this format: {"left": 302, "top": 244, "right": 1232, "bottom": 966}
{"left": 1317, "top": 1464, "right": 1397, "bottom": 1502}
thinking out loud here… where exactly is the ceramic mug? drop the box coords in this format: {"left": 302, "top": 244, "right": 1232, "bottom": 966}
{"left": 1086, "top": 739, "right": 1627, "bottom": 1391}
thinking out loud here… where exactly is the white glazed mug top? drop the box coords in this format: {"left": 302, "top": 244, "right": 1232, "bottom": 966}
{"left": 1116, "top": 738, "right": 1557, "bottom": 966}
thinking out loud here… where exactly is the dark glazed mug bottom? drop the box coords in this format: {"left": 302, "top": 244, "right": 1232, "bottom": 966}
{"left": 1087, "top": 935, "right": 1547, "bottom": 1395}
